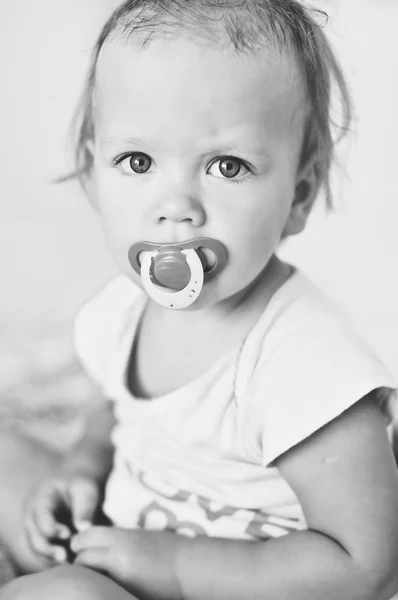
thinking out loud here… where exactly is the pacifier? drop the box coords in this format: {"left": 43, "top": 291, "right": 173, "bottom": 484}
{"left": 128, "top": 238, "right": 228, "bottom": 309}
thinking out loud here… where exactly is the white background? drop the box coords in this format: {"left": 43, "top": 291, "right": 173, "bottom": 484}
{"left": 0, "top": 0, "right": 397, "bottom": 376}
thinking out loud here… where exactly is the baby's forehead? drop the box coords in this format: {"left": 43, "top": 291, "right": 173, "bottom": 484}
{"left": 94, "top": 35, "right": 308, "bottom": 140}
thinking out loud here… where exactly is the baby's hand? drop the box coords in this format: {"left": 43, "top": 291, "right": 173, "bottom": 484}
{"left": 24, "top": 474, "right": 100, "bottom": 564}
{"left": 72, "top": 526, "right": 182, "bottom": 599}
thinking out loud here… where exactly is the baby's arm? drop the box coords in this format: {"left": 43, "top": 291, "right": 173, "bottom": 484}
{"left": 62, "top": 399, "right": 115, "bottom": 487}
{"left": 174, "top": 396, "right": 398, "bottom": 600}
{"left": 74, "top": 396, "right": 398, "bottom": 600}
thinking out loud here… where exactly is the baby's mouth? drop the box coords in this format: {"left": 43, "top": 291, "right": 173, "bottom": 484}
{"left": 127, "top": 238, "right": 228, "bottom": 309}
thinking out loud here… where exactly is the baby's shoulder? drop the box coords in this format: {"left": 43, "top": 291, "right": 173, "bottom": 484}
{"left": 73, "top": 276, "right": 144, "bottom": 384}
{"left": 250, "top": 269, "right": 357, "bottom": 355}
{"left": 240, "top": 270, "right": 397, "bottom": 466}
{"left": 242, "top": 268, "right": 396, "bottom": 413}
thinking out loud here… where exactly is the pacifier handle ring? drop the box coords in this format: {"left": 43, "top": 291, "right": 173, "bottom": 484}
{"left": 140, "top": 249, "right": 204, "bottom": 310}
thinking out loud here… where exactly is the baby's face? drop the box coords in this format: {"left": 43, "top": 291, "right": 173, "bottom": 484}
{"left": 90, "top": 35, "right": 308, "bottom": 309}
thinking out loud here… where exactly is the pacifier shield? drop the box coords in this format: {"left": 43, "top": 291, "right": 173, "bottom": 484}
{"left": 152, "top": 247, "right": 191, "bottom": 291}
{"left": 128, "top": 237, "right": 227, "bottom": 282}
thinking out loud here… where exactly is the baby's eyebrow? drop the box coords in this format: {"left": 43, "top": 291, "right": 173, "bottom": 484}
{"left": 210, "top": 144, "right": 271, "bottom": 160}
{"left": 99, "top": 136, "right": 271, "bottom": 160}
{"left": 100, "top": 136, "right": 149, "bottom": 148}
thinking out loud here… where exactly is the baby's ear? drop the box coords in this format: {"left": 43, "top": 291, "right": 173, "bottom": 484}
{"left": 282, "top": 158, "right": 320, "bottom": 237}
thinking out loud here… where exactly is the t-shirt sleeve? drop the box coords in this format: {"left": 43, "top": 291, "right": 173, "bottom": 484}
{"left": 243, "top": 320, "right": 397, "bottom": 468}
{"left": 73, "top": 276, "right": 140, "bottom": 395}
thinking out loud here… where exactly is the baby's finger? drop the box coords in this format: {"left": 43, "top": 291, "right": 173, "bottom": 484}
{"left": 71, "top": 526, "right": 114, "bottom": 553}
{"left": 52, "top": 545, "right": 69, "bottom": 564}
{"left": 69, "top": 478, "right": 99, "bottom": 531}
{"left": 32, "top": 506, "right": 70, "bottom": 541}
{"left": 32, "top": 482, "right": 71, "bottom": 540}
{"left": 24, "top": 516, "right": 57, "bottom": 559}
{"left": 74, "top": 548, "right": 112, "bottom": 576}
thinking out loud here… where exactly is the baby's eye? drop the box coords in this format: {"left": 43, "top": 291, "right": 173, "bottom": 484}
{"left": 115, "top": 152, "right": 155, "bottom": 175}
{"left": 207, "top": 156, "right": 250, "bottom": 180}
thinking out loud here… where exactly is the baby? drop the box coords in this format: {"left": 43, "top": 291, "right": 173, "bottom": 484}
{"left": 2, "top": 1, "right": 398, "bottom": 599}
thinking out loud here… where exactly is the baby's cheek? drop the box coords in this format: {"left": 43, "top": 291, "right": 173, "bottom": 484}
{"left": 100, "top": 215, "right": 130, "bottom": 254}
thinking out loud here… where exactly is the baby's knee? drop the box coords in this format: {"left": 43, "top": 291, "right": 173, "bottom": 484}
{"left": 0, "top": 565, "right": 103, "bottom": 600}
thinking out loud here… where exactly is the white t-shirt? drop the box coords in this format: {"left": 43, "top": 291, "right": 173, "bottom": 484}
{"left": 74, "top": 269, "right": 397, "bottom": 541}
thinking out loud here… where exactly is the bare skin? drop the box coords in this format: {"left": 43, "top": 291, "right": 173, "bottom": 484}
{"left": 0, "top": 432, "right": 61, "bottom": 575}
{"left": 0, "top": 565, "right": 137, "bottom": 600}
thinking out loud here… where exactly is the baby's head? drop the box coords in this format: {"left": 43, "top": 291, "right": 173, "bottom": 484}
{"left": 69, "top": 0, "right": 351, "bottom": 309}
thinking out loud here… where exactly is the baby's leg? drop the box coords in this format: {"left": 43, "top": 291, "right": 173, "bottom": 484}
{"left": 0, "top": 565, "right": 138, "bottom": 600}
{"left": 0, "top": 431, "right": 61, "bottom": 574}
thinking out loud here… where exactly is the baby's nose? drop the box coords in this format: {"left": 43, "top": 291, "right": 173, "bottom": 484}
{"left": 154, "top": 194, "right": 206, "bottom": 227}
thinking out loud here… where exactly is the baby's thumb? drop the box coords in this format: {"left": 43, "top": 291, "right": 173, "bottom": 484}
{"left": 69, "top": 477, "right": 100, "bottom": 532}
